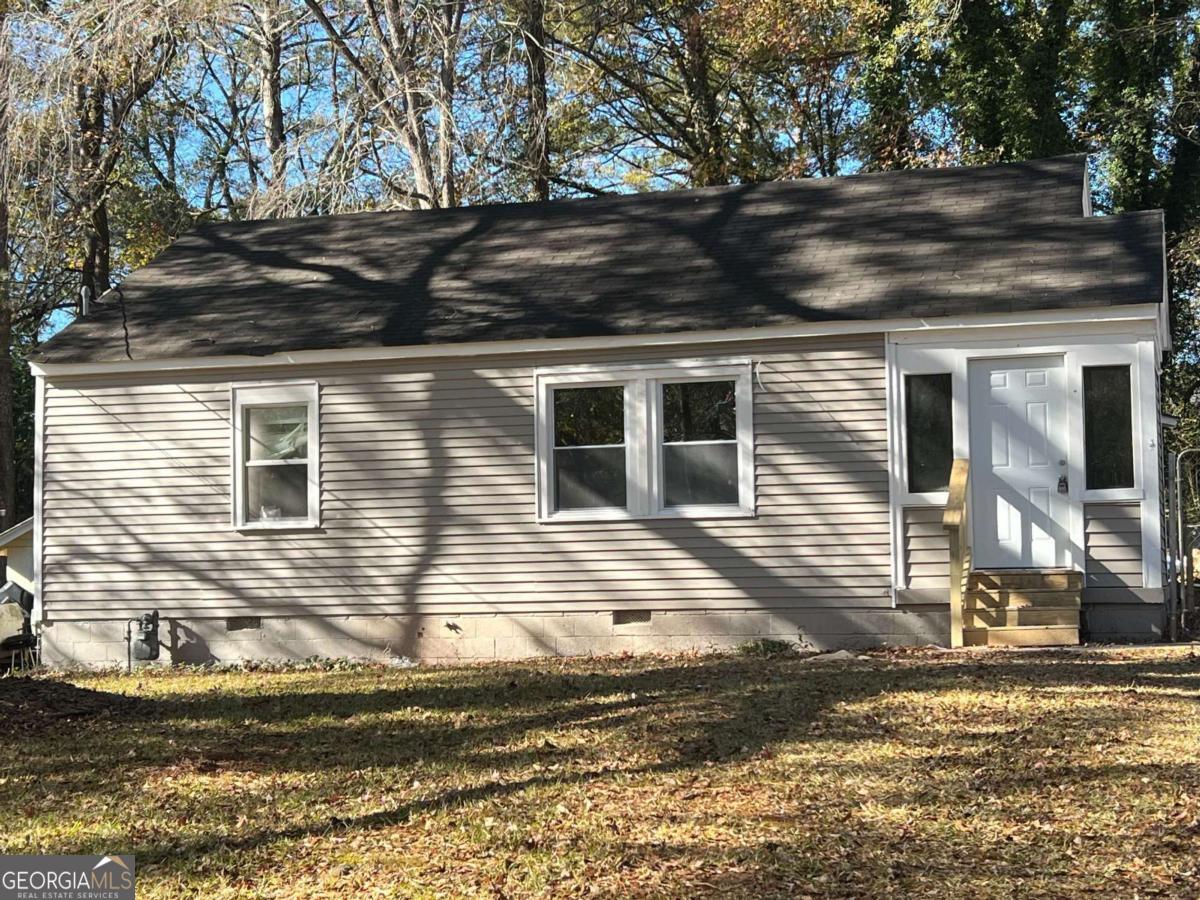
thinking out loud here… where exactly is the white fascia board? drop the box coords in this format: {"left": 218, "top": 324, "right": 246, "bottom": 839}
{"left": 30, "top": 303, "right": 1165, "bottom": 380}
{"left": 31, "top": 375, "right": 44, "bottom": 626}
{"left": 1082, "top": 163, "right": 1093, "bottom": 217}
{"left": 1160, "top": 214, "right": 1172, "bottom": 353}
{"left": 889, "top": 315, "right": 1160, "bottom": 348}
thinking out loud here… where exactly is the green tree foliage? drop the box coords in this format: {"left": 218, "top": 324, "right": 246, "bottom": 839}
{"left": 551, "top": 1, "right": 783, "bottom": 186}
{"left": 1082, "top": 0, "right": 1189, "bottom": 212}
{"left": 857, "top": 0, "right": 930, "bottom": 169}
{"left": 940, "top": 0, "right": 1080, "bottom": 161}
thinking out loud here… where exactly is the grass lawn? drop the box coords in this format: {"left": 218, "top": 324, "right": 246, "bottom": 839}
{"left": 4, "top": 647, "right": 1200, "bottom": 898}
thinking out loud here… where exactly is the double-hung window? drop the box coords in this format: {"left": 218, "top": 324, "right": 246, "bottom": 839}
{"left": 232, "top": 382, "right": 320, "bottom": 530}
{"left": 536, "top": 362, "right": 754, "bottom": 521}
{"left": 552, "top": 385, "right": 629, "bottom": 511}
{"left": 660, "top": 380, "right": 740, "bottom": 506}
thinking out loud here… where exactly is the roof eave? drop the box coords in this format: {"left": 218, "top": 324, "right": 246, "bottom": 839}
{"left": 30, "top": 303, "right": 1167, "bottom": 380}
{"left": 0, "top": 517, "right": 33, "bottom": 548}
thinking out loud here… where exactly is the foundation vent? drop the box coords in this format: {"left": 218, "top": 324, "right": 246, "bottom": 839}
{"left": 612, "top": 610, "right": 651, "bottom": 626}
{"left": 226, "top": 616, "right": 262, "bottom": 633}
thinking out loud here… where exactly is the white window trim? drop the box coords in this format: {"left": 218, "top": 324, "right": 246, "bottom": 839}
{"left": 886, "top": 321, "right": 1163, "bottom": 597}
{"left": 893, "top": 368, "right": 957, "bottom": 509}
{"left": 231, "top": 381, "right": 321, "bottom": 531}
{"left": 534, "top": 360, "right": 755, "bottom": 523}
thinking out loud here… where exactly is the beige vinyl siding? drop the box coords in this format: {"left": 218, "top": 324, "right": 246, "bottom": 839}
{"left": 40, "top": 335, "right": 892, "bottom": 621}
{"left": 1084, "top": 502, "right": 1143, "bottom": 589}
{"left": 901, "top": 507, "right": 948, "bottom": 590}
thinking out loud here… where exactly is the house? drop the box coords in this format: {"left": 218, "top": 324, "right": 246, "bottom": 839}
{"left": 28, "top": 154, "right": 1171, "bottom": 666}
{"left": 0, "top": 518, "right": 35, "bottom": 660}
{"left": 0, "top": 517, "right": 34, "bottom": 600}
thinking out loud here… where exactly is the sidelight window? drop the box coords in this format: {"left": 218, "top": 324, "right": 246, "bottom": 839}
{"left": 905, "top": 373, "right": 953, "bottom": 494}
{"left": 1083, "top": 365, "right": 1135, "bottom": 490}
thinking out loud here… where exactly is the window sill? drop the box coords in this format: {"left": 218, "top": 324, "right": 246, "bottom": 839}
{"left": 538, "top": 505, "right": 755, "bottom": 524}
{"left": 898, "top": 491, "right": 950, "bottom": 508}
{"left": 1080, "top": 488, "right": 1144, "bottom": 504}
{"left": 236, "top": 520, "right": 324, "bottom": 534}
{"left": 651, "top": 505, "right": 756, "bottom": 520}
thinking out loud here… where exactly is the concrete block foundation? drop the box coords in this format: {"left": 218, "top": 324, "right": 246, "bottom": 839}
{"left": 39, "top": 608, "right": 951, "bottom": 668}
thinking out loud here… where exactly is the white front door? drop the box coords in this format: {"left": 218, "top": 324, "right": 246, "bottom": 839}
{"left": 969, "top": 356, "right": 1072, "bottom": 569}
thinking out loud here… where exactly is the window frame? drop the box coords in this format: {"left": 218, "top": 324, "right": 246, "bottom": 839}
{"left": 534, "top": 361, "right": 755, "bottom": 523}
{"left": 231, "top": 381, "right": 321, "bottom": 531}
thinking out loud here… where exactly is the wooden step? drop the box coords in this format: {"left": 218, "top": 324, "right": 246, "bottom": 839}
{"left": 964, "top": 606, "right": 1080, "bottom": 629}
{"left": 968, "top": 569, "right": 1082, "bottom": 592}
{"left": 962, "top": 625, "right": 1080, "bottom": 648}
{"left": 959, "top": 568, "right": 1082, "bottom": 648}
{"left": 965, "top": 589, "right": 1082, "bottom": 610}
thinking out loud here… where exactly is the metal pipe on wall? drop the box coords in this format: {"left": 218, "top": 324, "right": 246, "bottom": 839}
{"left": 1173, "top": 448, "right": 1200, "bottom": 641}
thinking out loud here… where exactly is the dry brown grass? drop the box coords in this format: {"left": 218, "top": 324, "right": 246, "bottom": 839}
{"left": 3, "top": 646, "right": 1200, "bottom": 898}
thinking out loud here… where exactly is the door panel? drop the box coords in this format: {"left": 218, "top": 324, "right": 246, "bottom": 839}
{"left": 970, "top": 356, "right": 1071, "bottom": 569}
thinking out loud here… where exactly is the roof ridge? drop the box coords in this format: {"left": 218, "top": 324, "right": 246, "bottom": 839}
{"left": 190, "top": 153, "right": 1092, "bottom": 232}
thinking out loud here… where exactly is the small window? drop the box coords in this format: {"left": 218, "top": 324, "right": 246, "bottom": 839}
{"left": 1084, "top": 365, "right": 1134, "bottom": 490}
{"left": 553, "top": 386, "right": 627, "bottom": 511}
{"left": 232, "top": 382, "right": 320, "bottom": 529}
{"left": 661, "top": 380, "right": 738, "bottom": 507}
{"left": 905, "top": 373, "right": 953, "bottom": 493}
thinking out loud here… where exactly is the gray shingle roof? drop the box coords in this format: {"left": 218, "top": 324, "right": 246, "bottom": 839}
{"left": 36, "top": 154, "right": 1165, "bottom": 365}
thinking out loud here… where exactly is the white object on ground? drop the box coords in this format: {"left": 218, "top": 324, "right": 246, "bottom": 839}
{"left": 802, "top": 650, "right": 871, "bottom": 664}
{"left": 0, "top": 600, "right": 24, "bottom": 642}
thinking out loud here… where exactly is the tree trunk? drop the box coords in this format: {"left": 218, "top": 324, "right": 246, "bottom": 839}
{"left": 78, "top": 81, "right": 111, "bottom": 302}
{"left": 1165, "top": 31, "right": 1200, "bottom": 237}
{"left": 862, "top": 0, "right": 913, "bottom": 170}
{"left": 436, "top": 0, "right": 464, "bottom": 208}
{"left": 0, "top": 3, "right": 13, "bottom": 528}
{"left": 523, "top": 0, "right": 550, "bottom": 201}
{"left": 437, "top": 51, "right": 457, "bottom": 208}
{"left": 0, "top": 299, "right": 11, "bottom": 531}
{"left": 260, "top": 5, "right": 287, "bottom": 189}
{"left": 1025, "top": 0, "right": 1074, "bottom": 158}
{"left": 680, "top": 11, "right": 727, "bottom": 186}
{"left": 91, "top": 193, "right": 111, "bottom": 296}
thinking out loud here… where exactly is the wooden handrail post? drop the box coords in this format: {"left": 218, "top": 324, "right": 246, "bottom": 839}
{"left": 942, "top": 458, "right": 970, "bottom": 649}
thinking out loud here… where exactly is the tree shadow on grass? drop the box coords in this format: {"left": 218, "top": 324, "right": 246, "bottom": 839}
{"left": 0, "top": 676, "right": 146, "bottom": 734}
{"left": 6, "top": 651, "right": 1200, "bottom": 892}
